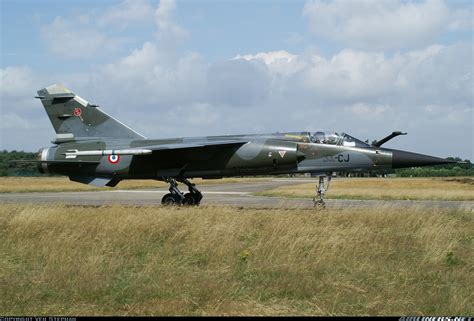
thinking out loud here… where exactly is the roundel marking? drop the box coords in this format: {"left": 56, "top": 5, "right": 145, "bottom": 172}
{"left": 73, "top": 107, "right": 82, "bottom": 117}
{"left": 108, "top": 154, "right": 120, "bottom": 164}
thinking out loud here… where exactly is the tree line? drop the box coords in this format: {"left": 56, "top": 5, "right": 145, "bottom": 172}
{"left": 0, "top": 150, "right": 41, "bottom": 176}
{"left": 369, "top": 157, "right": 473, "bottom": 177}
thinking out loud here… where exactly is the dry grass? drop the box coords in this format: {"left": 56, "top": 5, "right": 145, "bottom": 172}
{"left": 0, "top": 177, "right": 266, "bottom": 193}
{"left": 256, "top": 177, "right": 474, "bottom": 201}
{"left": 0, "top": 204, "right": 472, "bottom": 316}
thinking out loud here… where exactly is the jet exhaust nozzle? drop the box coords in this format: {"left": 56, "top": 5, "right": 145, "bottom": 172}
{"left": 391, "top": 150, "right": 456, "bottom": 169}
{"left": 37, "top": 147, "right": 50, "bottom": 174}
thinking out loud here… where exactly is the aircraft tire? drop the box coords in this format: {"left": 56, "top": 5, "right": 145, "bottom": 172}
{"left": 192, "top": 193, "right": 202, "bottom": 206}
{"left": 183, "top": 193, "right": 196, "bottom": 206}
{"left": 313, "top": 200, "right": 326, "bottom": 209}
{"left": 162, "top": 193, "right": 178, "bottom": 206}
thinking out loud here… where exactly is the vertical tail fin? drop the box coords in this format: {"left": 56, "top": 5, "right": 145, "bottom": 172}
{"left": 37, "top": 84, "right": 145, "bottom": 140}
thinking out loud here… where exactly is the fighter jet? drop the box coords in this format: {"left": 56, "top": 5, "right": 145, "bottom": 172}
{"left": 32, "top": 84, "right": 454, "bottom": 207}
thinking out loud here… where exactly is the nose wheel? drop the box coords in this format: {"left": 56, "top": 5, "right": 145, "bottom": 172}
{"left": 161, "top": 177, "right": 202, "bottom": 206}
{"left": 313, "top": 175, "right": 331, "bottom": 209}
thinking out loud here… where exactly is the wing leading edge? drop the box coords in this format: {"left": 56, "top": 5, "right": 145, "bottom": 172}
{"left": 142, "top": 140, "right": 248, "bottom": 152}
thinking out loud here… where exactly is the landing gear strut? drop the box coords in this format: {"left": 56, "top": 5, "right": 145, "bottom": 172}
{"left": 313, "top": 175, "right": 331, "bottom": 209}
{"left": 161, "top": 177, "right": 202, "bottom": 206}
{"left": 179, "top": 177, "right": 203, "bottom": 206}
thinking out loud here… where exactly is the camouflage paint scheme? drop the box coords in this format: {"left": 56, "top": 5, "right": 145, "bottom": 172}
{"left": 35, "top": 84, "right": 453, "bottom": 204}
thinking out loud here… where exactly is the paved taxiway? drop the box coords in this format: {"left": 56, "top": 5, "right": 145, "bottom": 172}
{"left": 1, "top": 179, "right": 472, "bottom": 210}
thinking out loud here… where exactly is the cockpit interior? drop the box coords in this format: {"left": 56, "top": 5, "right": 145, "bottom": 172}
{"left": 309, "top": 132, "right": 370, "bottom": 148}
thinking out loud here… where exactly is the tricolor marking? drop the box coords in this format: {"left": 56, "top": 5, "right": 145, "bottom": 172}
{"left": 108, "top": 154, "right": 120, "bottom": 164}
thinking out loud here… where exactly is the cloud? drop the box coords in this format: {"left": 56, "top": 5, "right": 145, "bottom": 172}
{"left": 40, "top": 0, "right": 187, "bottom": 60}
{"left": 0, "top": 66, "right": 44, "bottom": 114}
{"left": 230, "top": 45, "right": 472, "bottom": 117}
{"left": 0, "top": 67, "right": 56, "bottom": 149}
{"left": 2, "top": 0, "right": 472, "bottom": 159}
{"left": 76, "top": 43, "right": 471, "bottom": 149}
{"left": 0, "top": 112, "right": 53, "bottom": 150}
{"left": 155, "top": 0, "right": 188, "bottom": 42}
{"left": 99, "top": 0, "right": 154, "bottom": 29}
{"left": 90, "top": 41, "right": 207, "bottom": 108}
{"left": 233, "top": 50, "right": 303, "bottom": 76}
{"left": 345, "top": 103, "right": 391, "bottom": 120}
{"left": 207, "top": 59, "right": 271, "bottom": 107}
{"left": 210, "top": 45, "right": 470, "bottom": 156}
{"left": 40, "top": 0, "right": 161, "bottom": 60}
{"left": 303, "top": 0, "right": 468, "bottom": 50}
{"left": 0, "top": 113, "right": 35, "bottom": 130}
{"left": 234, "top": 50, "right": 297, "bottom": 65}
{"left": 40, "top": 16, "right": 127, "bottom": 59}
{"left": 0, "top": 66, "right": 35, "bottom": 99}
{"left": 47, "top": 36, "right": 470, "bottom": 151}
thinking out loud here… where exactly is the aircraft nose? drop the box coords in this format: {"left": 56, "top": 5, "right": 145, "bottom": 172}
{"left": 391, "top": 150, "right": 456, "bottom": 169}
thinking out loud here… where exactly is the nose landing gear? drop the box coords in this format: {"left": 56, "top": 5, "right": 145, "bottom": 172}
{"left": 161, "top": 177, "right": 203, "bottom": 206}
{"left": 313, "top": 175, "right": 331, "bottom": 209}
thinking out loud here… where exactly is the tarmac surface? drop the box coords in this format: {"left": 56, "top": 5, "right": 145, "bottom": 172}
{"left": 1, "top": 179, "right": 473, "bottom": 210}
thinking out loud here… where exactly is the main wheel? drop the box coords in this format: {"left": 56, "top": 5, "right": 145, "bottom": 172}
{"left": 162, "top": 193, "right": 179, "bottom": 206}
{"left": 182, "top": 193, "right": 202, "bottom": 206}
{"left": 192, "top": 192, "right": 202, "bottom": 206}
{"left": 182, "top": 193, "right": 196, "bottom": 206}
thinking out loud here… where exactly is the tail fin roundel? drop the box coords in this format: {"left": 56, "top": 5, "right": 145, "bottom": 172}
{"left": 37, "top": 84, "right": 145, "bottom": 140}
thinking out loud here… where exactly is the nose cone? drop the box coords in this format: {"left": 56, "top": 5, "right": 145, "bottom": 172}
{"left": 391, "top": 150, "right": 456, "bottom": 169}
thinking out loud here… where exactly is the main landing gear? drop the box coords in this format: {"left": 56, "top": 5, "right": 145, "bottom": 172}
{"left": 313, "top": 175, "right": 331, "bottom": 209}
{"left": 161, "top": 177, "right": 203, "bottom": 206}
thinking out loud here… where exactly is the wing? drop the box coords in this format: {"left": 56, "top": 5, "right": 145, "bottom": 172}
{"left": 144, "top": 140, "right": 248, "bottom": 152}
{"left": 128, "top": 140, "right": 249, "bottom": 178}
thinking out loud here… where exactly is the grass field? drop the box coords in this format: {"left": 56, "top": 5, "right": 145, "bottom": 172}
{"left": 1, "top": 204, "right": 472, "bottom": 316}
{"left": 0, "top": 177, "right": 266, "bottom": 193}
{"left": 255, "top": 177, "right": 474, "bottom": 201}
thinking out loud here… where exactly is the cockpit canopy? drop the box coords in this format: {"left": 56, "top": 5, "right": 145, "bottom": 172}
{"left": 310, "top": 131, "right": 370, "bottom": 148}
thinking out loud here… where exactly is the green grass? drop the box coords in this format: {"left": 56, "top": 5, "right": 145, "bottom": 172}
{"left": 1, "top": 204, "right": 472, "bottom": 316}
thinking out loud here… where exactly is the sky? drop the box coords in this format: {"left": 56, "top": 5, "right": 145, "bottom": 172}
{"left": 1, "top": 0, "right": 473, "bottom": 160}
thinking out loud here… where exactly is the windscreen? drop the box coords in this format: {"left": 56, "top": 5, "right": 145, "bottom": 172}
{"left": 310, "top": 132, "right": 370, "bottom": 148}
